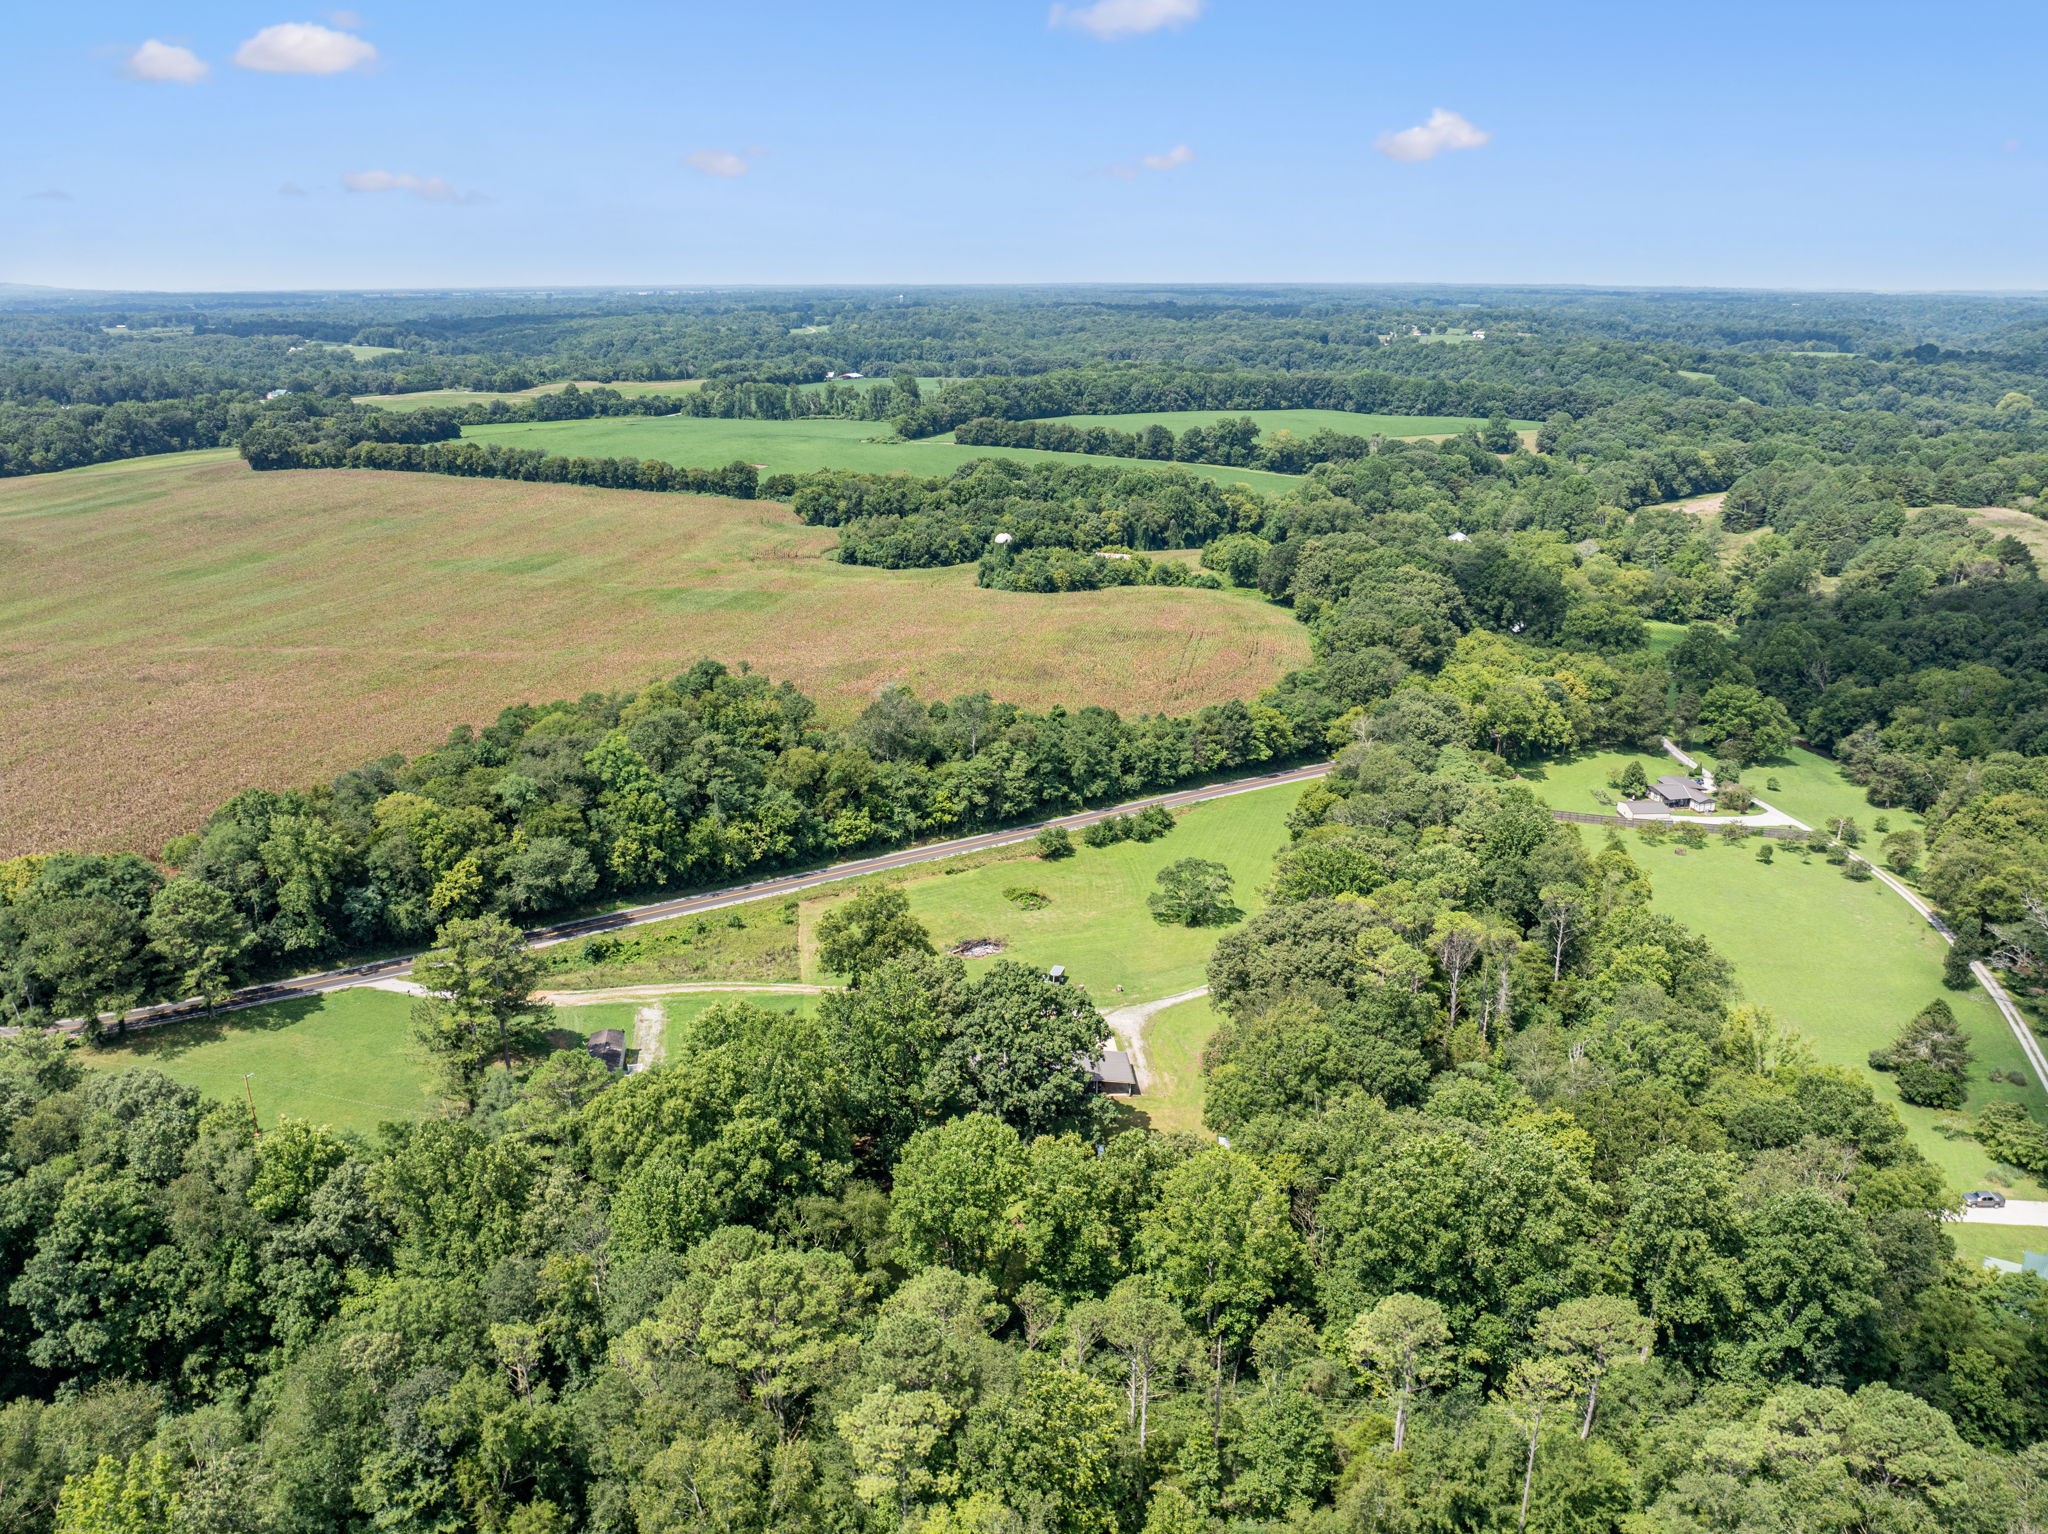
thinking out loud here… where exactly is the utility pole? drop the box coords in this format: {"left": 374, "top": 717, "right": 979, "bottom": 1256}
{"left": 244, "top": 1074, "right": 262, "bottom": 1139}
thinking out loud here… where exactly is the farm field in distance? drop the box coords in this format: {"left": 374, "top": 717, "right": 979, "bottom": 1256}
{"left": 462, "top": 413, "right": 1306, "bottom": 491}
{"left": 355, "top": 378, "right": 705, "bottom": 410}
{"left": 1035, "top": 407, "right": 1535, "bottom": 439}
{"left": 0, "top": 451, "right": 1308, "bottom": 856}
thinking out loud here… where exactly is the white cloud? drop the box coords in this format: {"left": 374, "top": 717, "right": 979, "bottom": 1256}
{"left": 1049, "top": 0, "right": 1201, "bottom": 40}
{"left": 1141, "top": 143, "right": 1195, "bottom": 172}
{"left": 278, "top": 182, "right": 310, "bottom": 196}
{"left": 234, "top": 21, "right": 377, "bottom": 74}
{"left": 125, "top": 39, "right": 210, "bottom": 84}
{"left": 1374, "top": 107, "right": 1491, "bottom": 163}
{"left": 26, "top": 189, "right": 72, "bottom": 202}
{"left": 684, "top": 148, "right": 752, "bottom": 177}
{"left": 328, "top": 9, "right": 364, "bottom": 26}
{"left": 342, "top": 169, "right": 479, "bottom": 204}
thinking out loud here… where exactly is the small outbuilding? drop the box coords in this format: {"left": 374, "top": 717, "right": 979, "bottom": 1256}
{"left": 1084, "top": 1048, "right": 1139, "bottom": 1096}
{"left": 586, "top": 1029, "right": 626, "bottom": 1072}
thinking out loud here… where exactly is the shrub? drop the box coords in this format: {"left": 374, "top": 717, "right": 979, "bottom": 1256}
{"left": 1896, "top": 1060, "right": 1966, "bottom": 1109}
{"left": 1004, "top": 887, "right": 1050, "bottom": 911}
{"left": 1756, "top": 842, "right": 1775, "bottom": 864}
{"left": 1976, "top": 1100, "right": 2048, "bottom": 1175}
{"left": 1035, "top": 827, "right": 1075, "bottom": 860}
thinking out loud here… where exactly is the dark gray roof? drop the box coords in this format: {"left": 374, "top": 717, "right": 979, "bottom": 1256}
{"left": 1654, "top": 774, "right": 1703, "bottom": 796}
{"left": 1082, "top": 1048, "right": 1139, "bottom": 1095}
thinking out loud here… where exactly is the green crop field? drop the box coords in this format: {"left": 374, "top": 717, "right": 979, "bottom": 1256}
{"left": 1631, "top": 835, "right": 2047, "bottom": 1197}
{"left": 0, "top": 451, "right": 1306, "bottom": 856}
{"left": 461, "top": 415, "right": 1303, "bottom": 492}
{"left": 1034, "top": 408, "right": 1535, "bottom": 439}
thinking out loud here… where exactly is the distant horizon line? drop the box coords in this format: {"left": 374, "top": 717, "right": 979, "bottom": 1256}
{"left": 8, "top": 278, "right": 2048, "bottom": 302}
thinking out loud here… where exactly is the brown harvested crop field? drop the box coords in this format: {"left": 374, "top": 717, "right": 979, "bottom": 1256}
{"left": 0, "top": 451, "right": 1309, "bottom": 857}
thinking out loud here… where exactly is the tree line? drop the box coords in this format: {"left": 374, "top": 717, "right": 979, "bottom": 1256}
{"left": 0, "top": 662, "right": 1319, "bottom": 1029}
{"left": 0, "top": 713, "right": 2040, "bottom": 1531}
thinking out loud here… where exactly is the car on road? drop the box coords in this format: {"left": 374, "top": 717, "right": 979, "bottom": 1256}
{"left": 1964, "top": 1190, "right": 2008, "bottom": 1209}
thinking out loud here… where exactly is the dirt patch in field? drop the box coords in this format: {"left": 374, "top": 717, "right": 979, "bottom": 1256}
{"left": 0, "top": 454, "right": 1308, "bottom": 855}
{"left": 949, "top": 937, "right": 1006, "bottom": 959}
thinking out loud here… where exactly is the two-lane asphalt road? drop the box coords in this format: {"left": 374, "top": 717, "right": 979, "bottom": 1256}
{"left": 109, "top": 759, "right": 1333, "bottom": 1031}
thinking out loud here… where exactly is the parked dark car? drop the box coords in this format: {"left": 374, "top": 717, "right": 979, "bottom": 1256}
{"left": 1964, "top": 1190, "right": 2008, "bottom": 1209}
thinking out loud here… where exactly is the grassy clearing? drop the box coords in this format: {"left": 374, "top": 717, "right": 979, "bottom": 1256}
{"left": 82, "top": 989, "right": 437, "bottom": 1134}
{"left": 1518, "top": 750, "right": 1680, "bottom": 815}
{"left": 463, "top": 415, "right": 1303, "bottom": 492}
{"left": 82, "top": 988, "right": 641, "bottom": 1133}
{"left": 355, "top": 379, "right": 704, "bottom": 410}
{"left": 1739, "top": 745, "right": 1919, "bottom": 837}
{"left": 0, "top": 453, "right": 1306, "bottom": 856}
{"left": 1630, "top": 835, "right": 2046, "bottom": 1197}
{"left": 1948, "top": 1224, "right": 2048, "bottom": 1268}
{"left": 539, "top": 910, "right": 800, "bottom": 989}
{"left": 1134, "top": 994, "right": 1217, "bottom": 1138}
{"left": 1968, "top": 505, "right": 2048, "bottom": 565}
{"left": 849, "top": 781, "right": 1300, "bottom": 998}
{"left": 1645, "top": 620, "right": 1688, "bottom": 658}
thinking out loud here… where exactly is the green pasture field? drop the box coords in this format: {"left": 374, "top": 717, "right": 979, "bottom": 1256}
{"left": 1033, "top": 408, "right": 1535, "bottom": 439}
{"left": 461, "top": 415, "right": 1303, "bottom": 492}
{"left": 1633, "top": 835, "right": 2046, "bottom": 1197}
{"left": 1135, "top": 994, "right": 1218, "bottom": 1138}
{"left": 539, "top": 907, "right": 801, "bottom": 989}
{"left": 356, "top": 379, "right": 705, "bottom": 410}
{"left": 1946, "top": 1223, "right": 2048, "bottom": 1270}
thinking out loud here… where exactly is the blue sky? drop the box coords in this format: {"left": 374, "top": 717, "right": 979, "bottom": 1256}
{"left": 6, "top": 1, "right": 2045, "bottom": 292}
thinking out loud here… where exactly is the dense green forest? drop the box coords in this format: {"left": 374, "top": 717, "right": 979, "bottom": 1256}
{"left": 5, "top": 285, "right": 2048, "bottom": 1531}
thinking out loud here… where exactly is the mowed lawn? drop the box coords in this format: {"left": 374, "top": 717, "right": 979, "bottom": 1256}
{"left": 1136, "top": 994, "right": 1219, "bottom": 1138}
{"left": 82, "top": 989, "right": 438, "bottom": 1133}
{"left": 1634, "top": 836, "right": 2047, "bottom": 1197}
{"left": 0, "top": 452, "right": 1307, "bottom": 855}
{"left": 83, "top": 988, "right": 640, "bottom": 1133}
{"left": 463, "top": 415, "right": 1303, "bottom": 492}
{"left": 805, "top": 781, "right": 1301, "bottom": 1000}
{"left": 1519, "top": 744, "right": 1914, "bottom": 837}
{"left": 1947, "top": 1223, "right": 2048, "bottom": 1270}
